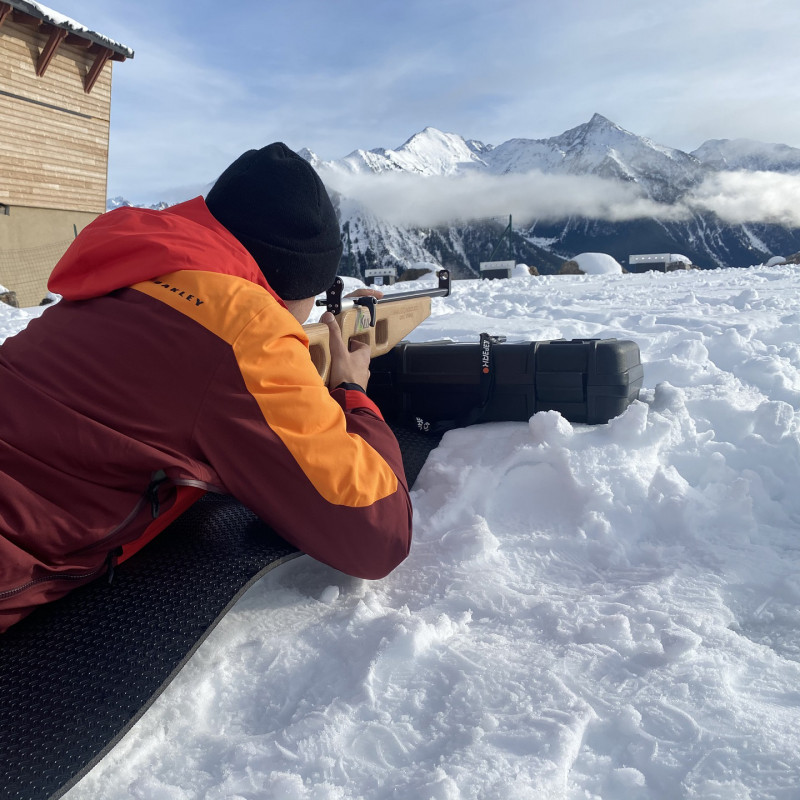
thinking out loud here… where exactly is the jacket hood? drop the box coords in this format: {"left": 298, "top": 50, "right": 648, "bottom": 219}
{"left": 48, "top": 197, "right": 281, "bottom": 303}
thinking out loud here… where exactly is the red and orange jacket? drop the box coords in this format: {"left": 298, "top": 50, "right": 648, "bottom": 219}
{"left": 0, "top": 197, "right": 412, "bottom": 632}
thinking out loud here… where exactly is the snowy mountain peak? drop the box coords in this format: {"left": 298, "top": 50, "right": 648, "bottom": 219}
{"left": 555, "top": 113, "right": 658, "bottom": 155}
{"left": 108, "top": 116, "right": 800, "bottom": 273}
{"left": 691, "top": 138, "right": 800, "bottom": 173}
{"left": 482, "top": 114, "right": 702, "bottom": 201}
{"left": 466, "top": 138, "right": 494, "bottom": 156}
{"left": 328, "top": 126, "right": 489, "bottom": 176}
{"left": 107, "top": 196, "right": 133, "bottom": 210}
{"left": 398, "top": 126, "right": 468, "bottom": 152}
{"left": 392, "top": 127, "right": 489, "bottom": 173}
{"left": 587, "top": 112, "right": 624, "bottom": 132}
{"left": 296, "top": 147, "right": 320, "bottom": 168}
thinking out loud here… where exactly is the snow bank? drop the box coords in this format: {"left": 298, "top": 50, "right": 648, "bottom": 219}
{"left": 0, "top": 300, "right": 48, "bottom": 341}
{"left": 573, "top": 252, "right": 623, "bottom": 274}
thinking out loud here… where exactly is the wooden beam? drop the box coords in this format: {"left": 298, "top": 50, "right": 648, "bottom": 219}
{"left": 65, "top": 33, "right": 93, "bottom": 48}
{"left": 36, "top": 27, "right": 68, "bottom": 76}
{"left": 84, "top": 47, "right": 112, "bottom": 94}
{"left": 0, "top": 3, "right": 12, "bottom": 29}
{"left": 12, "top": 8, "right": 41, "bottom": 27}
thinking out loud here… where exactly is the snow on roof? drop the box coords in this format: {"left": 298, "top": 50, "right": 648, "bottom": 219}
{"left": 573, "top": 252, "right": 623, "bottom": 275}
{"left": 5, "top": 0, "right": 134, "bottom": 58}
{"left": 630, "top": 253, "right": 691, "bottom": 264}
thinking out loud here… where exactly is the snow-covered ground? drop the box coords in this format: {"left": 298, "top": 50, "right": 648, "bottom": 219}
{"left": 3, "top": 265, "right": 800, "bottom": 799}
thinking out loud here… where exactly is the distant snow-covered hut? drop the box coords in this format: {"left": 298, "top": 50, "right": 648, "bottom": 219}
{"left": 628, "top": 253, "right": 692, "bottom": 273}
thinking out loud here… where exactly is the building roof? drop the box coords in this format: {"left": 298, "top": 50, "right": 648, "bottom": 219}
{"left": 2, "top": 0, "right": 134, "bottom": 60}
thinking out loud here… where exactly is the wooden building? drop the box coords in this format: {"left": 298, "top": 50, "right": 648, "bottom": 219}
{"left": 0, "top": 0, "right": 132, "bottom": 306}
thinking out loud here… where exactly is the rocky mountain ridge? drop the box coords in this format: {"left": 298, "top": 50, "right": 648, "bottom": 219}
{"left": 109, "top": 115, "right": 800, "bottom": 276}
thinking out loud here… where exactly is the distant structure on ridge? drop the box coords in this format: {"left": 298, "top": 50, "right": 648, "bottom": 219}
{"left": 628, "top": 253, "right": 693, "bottom": 273}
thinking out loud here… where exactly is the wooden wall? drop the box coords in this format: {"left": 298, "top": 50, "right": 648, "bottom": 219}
{"left": 0, "top": 205, "right": 96, "bottom": 307}
{"left": 0, "top": 16, "right": 112, "bottom": 214}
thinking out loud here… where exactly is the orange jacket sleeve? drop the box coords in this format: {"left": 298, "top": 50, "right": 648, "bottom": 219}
{"left": 132, "top": 271, "right": 413, "bottom": 579}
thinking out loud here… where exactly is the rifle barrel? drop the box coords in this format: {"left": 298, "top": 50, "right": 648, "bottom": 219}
{"left": 316, "top": 270, "right": 451, "bottom": 316}
{"left": 376, "top": 270, "right": 451, "bottom": 304}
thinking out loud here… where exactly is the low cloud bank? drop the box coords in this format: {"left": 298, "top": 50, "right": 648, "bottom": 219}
{"left": 322, "top": 169, "right": 683, "bottom": 226}
{"left": 321, "top": 167, "right": 800, "bottom": 228}
{"left": 684, "top": 171, "right": 800, "bottom": 227}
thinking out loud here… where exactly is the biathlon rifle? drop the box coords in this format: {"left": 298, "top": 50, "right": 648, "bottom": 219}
{"left": 304, "top": 270, "right": 451, "bottom": 385}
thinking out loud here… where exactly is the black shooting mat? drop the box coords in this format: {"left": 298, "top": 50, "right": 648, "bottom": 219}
{"left": 0, "top": 424, "right": 440, "bottom": 800}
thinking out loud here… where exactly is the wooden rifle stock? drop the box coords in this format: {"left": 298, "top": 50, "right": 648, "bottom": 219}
{"left": 303, "top": 270, "right": 451, "bottom": 385}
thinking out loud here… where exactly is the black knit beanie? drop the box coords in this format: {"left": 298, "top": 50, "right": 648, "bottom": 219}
{"left": 205, "top": 142, "right": 343, "bottom": 300}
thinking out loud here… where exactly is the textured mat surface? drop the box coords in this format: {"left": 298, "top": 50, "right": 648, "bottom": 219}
{"left": 0, "top": 495, "right": 300, "bottom": 800}
{"left": 0, "top": 424, "right": 440, "bottom": 800}
{"left": 391, "top": 423, "right": 442, "bottom": 488}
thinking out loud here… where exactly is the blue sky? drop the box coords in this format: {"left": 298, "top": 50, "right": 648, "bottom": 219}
{"left": 56, "top": 0, "right": 800, "bottom": 203}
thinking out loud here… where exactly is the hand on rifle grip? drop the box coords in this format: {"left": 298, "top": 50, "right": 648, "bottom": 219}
{"left": 321, "top": 311, "right": 372, "bottom": 391}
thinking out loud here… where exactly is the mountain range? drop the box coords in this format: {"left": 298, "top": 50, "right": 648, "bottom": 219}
{"left": 109, "top": 114, "right": 800, "bottom": 276}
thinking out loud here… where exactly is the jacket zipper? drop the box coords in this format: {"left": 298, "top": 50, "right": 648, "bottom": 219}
{"left": 0, "top": 470, "right": 171, "bottom": 600}
{"left": 0, "top": 560, "right": 112, "bottom": 600}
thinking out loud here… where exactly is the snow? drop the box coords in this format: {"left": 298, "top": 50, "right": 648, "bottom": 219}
{"left": 316, "top": 118, "right": 700, "bottom": 207}
{"left": 129, "top": 121, "right": 800, "bottom": 270}
{"left": 0, "top": 302, "right": 48, "bottom": 339}
{"left": 326, "top": 129, "right": 488, "bottom": 177}
{"left": 11, "top": 0, "right": 134, "bottom": 57}
{"left": 4, "top": 264, "right": 800, "bottom": 798}
{"left": 692, "top": 138, "right": 800, "bottom": 174}
{"left": 317, "top": 117, "right": 661, "bottom": 186}
{"left": 573, "top": 252, "right": 623, "bottom": 274}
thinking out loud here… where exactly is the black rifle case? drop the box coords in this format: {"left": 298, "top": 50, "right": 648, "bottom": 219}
{"left": 367, "top": 336, "right": 644, "bottom": 429}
